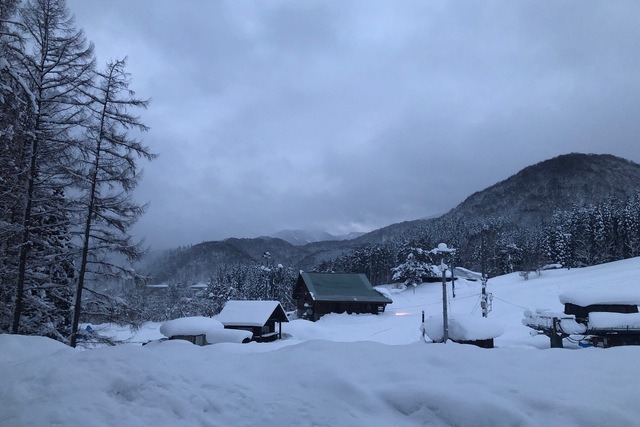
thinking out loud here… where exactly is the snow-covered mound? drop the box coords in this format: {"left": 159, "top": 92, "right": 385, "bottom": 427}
{"left": 159, "top": 316, "right": 223, "bottom": 338}
{"left": 2, "top": 257, "right": 640, "bottom": 426}
{"left": 424, "top": 314, "right": 504, "bottom": 342}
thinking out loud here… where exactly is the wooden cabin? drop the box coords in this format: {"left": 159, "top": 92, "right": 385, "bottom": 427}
{"left": 293, "top": 272, "right": 392, "bottom": 321}
{"left": 216, "top": 300, "right": 289, "bottom": 342}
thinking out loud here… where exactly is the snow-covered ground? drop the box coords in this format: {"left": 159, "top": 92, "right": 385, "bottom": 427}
{"left": 2, "top": 258, "right": 640, "bottom": 426}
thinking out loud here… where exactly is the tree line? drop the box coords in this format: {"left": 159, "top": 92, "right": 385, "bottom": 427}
{"left": 1, "top": 0, "right": 154, "bottom": 345}
{"left": 134, "top": 260, "right": 298, "bottom": 322}
{"left": 315, "top": 194, "right": 640, "bottom": 285}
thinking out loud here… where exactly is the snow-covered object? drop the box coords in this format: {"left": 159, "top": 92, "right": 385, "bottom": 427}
{"left": 374, "top": 286, "right": 393, "bottom": 301}
{"left": 159, "top": 316, "right": 223, "bottom": 338}
{"left": 522, "top": 309, "right": 587, "bottom": 334}
{"left": 216, "top": 300, "right": 288, "bottom": 327}
{"left": 588, "top": 312, "right": 640, "bottom": 330}
{"left": 424, "top": 315, "right": 504, "bottom": 342}
{"left": 206, "top": 328, "right": 253, "bottom": 344}
{"left": 559, "top": 289, "right": 640, "bottom": 306}
{"left": 452, "top": 267, "right": 482, "bottom": 281}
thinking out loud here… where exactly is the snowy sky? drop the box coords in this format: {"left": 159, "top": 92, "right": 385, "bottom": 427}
{"left": 67, "top": 1, "right": 640, "bottom": 250}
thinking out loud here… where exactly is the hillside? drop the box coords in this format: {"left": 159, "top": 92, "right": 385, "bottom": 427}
{"left": 444, "top": 153, "right": 640, "bottom": 226}
{"left": 356, "top": 153, "right": 640, "bottom": 243}
{"left": 143, "top": 153, "right": 640, "bottom": 284}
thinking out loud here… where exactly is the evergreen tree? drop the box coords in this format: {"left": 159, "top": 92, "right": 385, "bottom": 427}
{"left": 7, "top": 0, "right": 94, "bottom": 337}
{"left": 391, "top": 244, "right": 438, "bottom": 288}
{"left": 69, "top": 58, "right": 155, "bottom": 347}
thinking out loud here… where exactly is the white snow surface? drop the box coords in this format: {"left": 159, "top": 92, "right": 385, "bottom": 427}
{"left": 159, "top": 316, "right": 223, "bottom": 338}
{"left": 215, "top": 300, "right": 287, "bottom": 327}
{"left": 2, "top": 258, "right": 640, "bottom": 426}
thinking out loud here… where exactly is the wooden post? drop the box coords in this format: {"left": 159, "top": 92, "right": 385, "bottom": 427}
{"left": 550, "top": 317, "right": 564, "bottom": 348}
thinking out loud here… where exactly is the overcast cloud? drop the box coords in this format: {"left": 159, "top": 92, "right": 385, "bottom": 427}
{"left": 67, "top": 1, "right": 640, "bottom": 250}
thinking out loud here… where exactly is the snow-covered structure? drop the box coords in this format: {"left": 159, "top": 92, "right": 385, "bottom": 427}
{"left": 159, "top": 316, "right": 225, "bottom": 346}
{"left": 216, "top": 300, "right": 289, "bottom": 342}
{"left": 423, "top": 315, "right": 504, "bottom": 348}
{"left": 523, "top": 288, "right": 640, "bottom": 348}
{"left": 293, "top": 273, "right": 392, "bottom": 321}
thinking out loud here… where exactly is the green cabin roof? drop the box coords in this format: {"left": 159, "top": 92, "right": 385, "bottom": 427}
{"left": 296, "top": 272, "right": 392, "bottom": 303}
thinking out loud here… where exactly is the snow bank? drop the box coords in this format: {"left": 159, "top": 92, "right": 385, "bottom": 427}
{"left": 159, "top": 316, "right": 223, "bottom": 338}
{"left": 0, "top": 334, "right": 70, "bottom": 364}
{"left": 2, "top": 336, "right": 640, "bottom": 427}
{"left": 424, "top": 314, "right": 504, "bottom": 342}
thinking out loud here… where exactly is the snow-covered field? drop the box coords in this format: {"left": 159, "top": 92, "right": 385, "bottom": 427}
{"left": 2, "top": 258, "right": 640, "bottom": 426}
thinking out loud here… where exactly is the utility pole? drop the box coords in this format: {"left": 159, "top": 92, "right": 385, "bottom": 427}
{"left": 451, "top": 252, "right": 456, "bottom": 299}
{"left": 480, "top": 234, "right": 492, "bottom": 317}
{"left": 441, "top": 260, "right": 449, "bottom": 342}
{"left": 432, "top": 243, "right": 455, "bottom": 343}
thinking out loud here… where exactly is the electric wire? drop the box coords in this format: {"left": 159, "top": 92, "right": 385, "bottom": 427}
{"left": 492, "top": 295, "right": 529, "bottom": 310}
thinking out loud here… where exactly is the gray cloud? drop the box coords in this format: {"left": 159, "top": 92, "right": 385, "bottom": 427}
{"left": 67, "top": 0, "right": 640, "bottom": 249}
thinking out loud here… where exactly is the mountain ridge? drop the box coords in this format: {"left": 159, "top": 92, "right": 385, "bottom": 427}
{"left": 143, "top": 153, "right": 640, "bottom": 284}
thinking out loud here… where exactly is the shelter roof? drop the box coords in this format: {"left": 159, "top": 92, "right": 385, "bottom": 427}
{"left": 216, "top": 300, "right": 289, "bottom": 327}
{"left": 296, "top": 272, "right": 392, "bottom": 303}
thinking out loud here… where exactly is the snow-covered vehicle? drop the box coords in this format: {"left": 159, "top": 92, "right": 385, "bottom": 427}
{"left": 523, "top": 289, "right": 640, "bottom": 348}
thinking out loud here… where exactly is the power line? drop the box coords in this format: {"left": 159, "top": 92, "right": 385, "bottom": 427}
{"left": 492, "top": 295, "right": 529, "bottom": 310}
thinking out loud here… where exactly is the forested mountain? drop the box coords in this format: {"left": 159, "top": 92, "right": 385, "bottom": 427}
{"left": 444, "top": 153, "right": 640, "bottom": 226}
{"left": 356, "top": 153, "right": 640, "bottom": 243}
{"left": 144, "top": 153, "right": 640, "bottom": 286}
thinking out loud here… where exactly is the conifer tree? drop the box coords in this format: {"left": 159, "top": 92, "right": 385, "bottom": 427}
{"left": 7, "top": 0, "right": 94, "bottom": 336}
{"left": 69, "top": 58, "right": 155, "bottom": 347}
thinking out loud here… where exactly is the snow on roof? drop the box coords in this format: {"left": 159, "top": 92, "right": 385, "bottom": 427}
{"left": 424, "top": 315, "right": 504, "bottom": 342}
{"left": 559, "top": 289, "right": 640, "bottom": 306}
{"left": 206, "top": 328, "right": 253, "bottom": 344}
{"left": 159, "top": 316, "right": 223, "bottom": 338}
{"left": 216, "top": 300, "right": 289, "bottom": 327}
{"left": 588, "top": 312, "right": 640, "bottom": 330}
{"left": 452, "top": 267, "right": 482, "bottom": 281}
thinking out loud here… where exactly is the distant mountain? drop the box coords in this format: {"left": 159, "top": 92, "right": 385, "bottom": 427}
{"left": 270, "top": 229, "right": 365, "bottom": 246}
{"left": 443, "top": 153, "right": 640, "bottom": 227}
{"left": 354, "top": 153, "right": 640, "bottom": 243}
{"left": 143, "top": 153, "right": 640, "bottom": 285}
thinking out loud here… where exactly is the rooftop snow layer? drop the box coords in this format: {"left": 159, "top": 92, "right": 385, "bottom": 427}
{"left": 216, "top": 300, "right": 289, "bottom": 327}
{"left": 559, "top": 289, "right": 640, "bottom": 306}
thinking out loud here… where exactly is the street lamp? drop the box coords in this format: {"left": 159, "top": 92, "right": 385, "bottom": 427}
{"left": 431, "top": 243, "right": 455, "bottom": 343}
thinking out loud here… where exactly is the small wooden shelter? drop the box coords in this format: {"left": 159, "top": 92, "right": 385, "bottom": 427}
{"left": 524, "top": 289, "right": 640, "bottom": 348}
{"left": 293, "top": 272, "right": 392, "bottom": 321}
{"left": 216, "top": 300, "right": 289, "bottom": 342}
